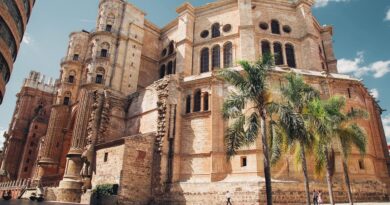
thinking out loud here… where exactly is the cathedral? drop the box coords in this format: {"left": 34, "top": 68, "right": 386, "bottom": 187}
{"left": 0, "top": 0, "right": 389, "bottom": 204}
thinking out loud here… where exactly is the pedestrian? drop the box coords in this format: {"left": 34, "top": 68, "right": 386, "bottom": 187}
{"left": 226, "top": 191, "right": 232, "bottom": 205}
{"left": 318, "top": 191, "right": 323, "bottom": 204}
{"left": 312, "top": 189, "right": 318, "bottom": 205}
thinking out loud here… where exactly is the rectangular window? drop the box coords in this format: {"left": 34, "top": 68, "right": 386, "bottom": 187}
{"left": 96, "top": 74, "right": 103, "bottom": 84}
{"left": 24, "top": 167, "right": 28, "bottom": 172}
{"left": 358, "top": 160, "right": 365, "bottom": 170}
{"left": 241, "top": 156, "right": 247, "bottom": 167}
{"left": 63, "top": 97, "right": 70, "bottom": 105}
{"left": 101, "top": 49, "right": 108, "bottom": 57}
{"left": 73, "top": 54, "right": 79, "bottom": 61}
{"left": 347, "top": 88, "right": 352, "bottom": 98}
{"left": 105, "top": 25, "right": 112, "bottom": 32}
{"left": 68, "top": 75, "right": 74, "bottom": 83}
{"left": 104, "top": 153, "right": 108, "bottom": 162}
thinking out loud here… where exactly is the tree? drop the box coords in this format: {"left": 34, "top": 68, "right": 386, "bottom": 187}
{"left": 270, "top": 73, "right": 319, "bottom": 205}
{"left": 321, "top": 97, "right": 367, "bottom": 204}
{"left": 306, "top": 98, "right": 336, "bottom": 204}
{"left": 218, "top": 55, "right": 273, "bottom": 205}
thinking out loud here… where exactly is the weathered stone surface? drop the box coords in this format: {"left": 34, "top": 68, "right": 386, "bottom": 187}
{"left": 1, "top": 1, "right": 389, "bottom": 205}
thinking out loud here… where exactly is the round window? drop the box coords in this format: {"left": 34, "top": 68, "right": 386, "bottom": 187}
{"left": 161, "top": 48, "right": 167, "bottom": 57}
{"left": 223, "top": 24, "right": 232, "bottom": 32}
{"left": 259, "top": 22, "right": 269, "bottom": 30}
{"left": 200, "top": 30, "right": 209, "bottom": 38}
{"left": 283, "top": 25, "right": 292, "bottom": 33}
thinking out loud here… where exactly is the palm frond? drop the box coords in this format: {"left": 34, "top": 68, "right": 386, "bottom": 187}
{"left": 225, "top": 115, "right": 246, "bottom": 158}
{"left": 217, "top": 67, "right": 248, "bottom": 93}
{"left": 244, "top": 112, "right": 259, "bottom": 145}
{"left": 269, "top": 120, "right": 285, "bottom": 165}
{"left": 222, "top": 92, "right": 247, "bottom": 119}
{"left": 348, "top": 124, "right": 367, "bottom": 156}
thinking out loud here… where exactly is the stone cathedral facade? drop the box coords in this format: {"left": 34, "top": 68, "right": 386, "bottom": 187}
{"left": 1, "top": 0, "right": 390, "bottom": 204}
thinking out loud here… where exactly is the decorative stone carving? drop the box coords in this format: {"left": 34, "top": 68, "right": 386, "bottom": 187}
{"left": 154, "top": 77, "right": 170, "bottom": 153}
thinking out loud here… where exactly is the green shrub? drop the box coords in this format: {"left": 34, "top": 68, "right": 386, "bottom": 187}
{"left": 93, "top": 184, "right": 119, "bottom": 199}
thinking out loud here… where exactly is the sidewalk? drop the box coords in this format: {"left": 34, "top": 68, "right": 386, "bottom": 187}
{"left": 323, "top": 203, "right": 390, "bottom": 205}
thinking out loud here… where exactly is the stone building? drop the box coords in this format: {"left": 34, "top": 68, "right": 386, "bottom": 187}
{"left": 0, "top": 0, "right": 35, "bottom": 104}
{"left": 0, "top": 71, "right": 56, "bottom": 181}
{"left": 1, "top": 0, "right": 390, "bottom": 204}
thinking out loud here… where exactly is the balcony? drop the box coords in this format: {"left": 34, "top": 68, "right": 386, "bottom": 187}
{"left": 90, "top": 27, "right": 118, "bottom": 36}
{"left": 60, "top": 56, "right": 82, "bottom": 65}
{"left": 96, "top": 51, "right": 110, "bottom": 59}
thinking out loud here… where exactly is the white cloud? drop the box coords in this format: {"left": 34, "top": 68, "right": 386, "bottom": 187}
{"left": 369, "top": 88, "right": 379, "bottom": 99}
{"left": 385, "top": 9, "right": 390, "bottom": 21}
{"left": 22, "top": 32, "right": 32, "bottom": 45}
{"left": 0, "top": 127, "right": 6, "bottom": 149}
{"left": 337, "top": 52, "right": 390, "bottom": 78}
{"left": 315, "top": 0, "right": 350, "bottom": 8}
{"left": 383, "top": 115, "right": 390, "bottom": 144}
{"left": 370, "top": 88, "right": 379, "bottom": 99}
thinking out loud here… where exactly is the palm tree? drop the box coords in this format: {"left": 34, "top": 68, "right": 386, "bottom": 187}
{"left": 324, "top": 97, "right": 367, "bottom": 204}
{"left": 217, "top": 55, "right": 273, "bottom": 205}
{"left": 307, "top": 96, "right": 367, "bottom": 205}
{"left": 270, "top": 73, "right": 319, "bottom": 205}
{"left": 306, "top": 98, "right": 336, "bottom": 205}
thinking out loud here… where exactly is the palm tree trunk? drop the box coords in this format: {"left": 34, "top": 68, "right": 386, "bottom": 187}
{"left": 300, "top": 141, "right": 311, "bottom": 205}
{"left": 325, "top": 148, "right": 335, "bottom": 205}
{"left": 342, "top": 159, "right": 353, "bottom": 205}
{"left": 261, "top": 109, "right": 272, "bottom": 205}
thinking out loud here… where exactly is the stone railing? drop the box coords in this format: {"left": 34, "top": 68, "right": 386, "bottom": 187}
{"left": 0, "top": 178, "right": 32, "bottom": 190}
{"left": 0, "top": 178, "right": 32, "bottom": 199}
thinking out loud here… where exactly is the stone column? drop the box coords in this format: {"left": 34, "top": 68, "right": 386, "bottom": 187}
{"left": 37, "top": 104, "right": 69, "bottom": 183}
{"left": 59, "top": 89, "right": 92, "bottom": 192}
{"left": 281, "top": 44, "right": 286, "bottom": 66}
{"left": 200, "top": 92, "right": 205, "bottom": 112}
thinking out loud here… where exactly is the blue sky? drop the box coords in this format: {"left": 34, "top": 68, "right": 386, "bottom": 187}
{"left": 0, "top": 0, "right": 390, "bottom": 144}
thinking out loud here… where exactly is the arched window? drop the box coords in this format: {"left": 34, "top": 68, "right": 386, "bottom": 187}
{"left": 223, "top": 42, "right": 233, "bottom": 68}
{"left": 168, "top": 41, "right": 175, "bottom": 55}
{"left": 167, "top": 61, "right": 173, "bottom": 75}
{"left": 203, "top": 92, "right": 209, "bottom": 111}
{"left": 211, "top": 23, "right": 220, "bottom": 38}
{"left": 285, "top": 44, "right": 296, "bottom": 68}
{"left": 63, "top": 91, "right": 71, "bottom": 105}
{"left": 159, "top": 65, "right": 166, "bottom": 79}
{"left": 106, "top": 13, "right": 115, "bottom": 31}
{"left": 96, "top": 67, "right": 105, "bottom": 84}
{"left": 261, "top": 40, "right": 271, "bottom": 56}
{"left": 68, "top": 70, "right": 76, "bottom": 83}
{"left": 273, "top": 42, "right": 283, "bottom": 65}
{"left": 186, "top": 95, "right": 191, "bottom": 114}
{"left": 212, "top": 45, "right": 220, "bottom": 69}
{"left": 193, "top": 90, "right": 201, "bottom": 112}
{"left": 200, "top": 48, "right": 209, "bottom": 73}
{"left": 100, "top": 42, "right": 110, "bottom": 57}
{"left": 271, "top": 20, "right": 280, "bottom": 34}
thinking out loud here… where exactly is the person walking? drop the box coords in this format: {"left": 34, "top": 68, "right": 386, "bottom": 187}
{"left": 312, "top": 189, "right": 318, "bottom": 205}
{"left": 318, "top": 191, "right": 323, "bottom": 205}
{"left": 226, "top": 191, "right": 232, "bottom": 205}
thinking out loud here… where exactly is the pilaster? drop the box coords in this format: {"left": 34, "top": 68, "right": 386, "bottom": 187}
{"left": 175, "top": 3, "right": 195, "bottom": 76}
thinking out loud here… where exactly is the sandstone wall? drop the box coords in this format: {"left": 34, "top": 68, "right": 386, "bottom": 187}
{"left": 118, "top": 133, "right": 156, "bottom": 204}
{"left": 157, "top": 180, "right": 389, "bottom": 205}
{"left": 92, "top": 144, "right": 124, "bottom": 186}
